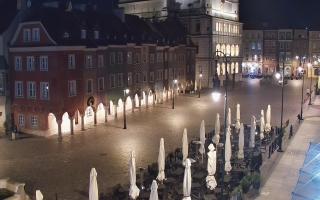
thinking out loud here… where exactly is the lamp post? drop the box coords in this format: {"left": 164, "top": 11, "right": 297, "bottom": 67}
{"left": 198, "top": 73, "right": 203, "bottom": 98}
{"left": 275, "top": 66, "right": 284, "bottom": 152}
{"left": 212, "top": 50, "right": 229, "bottom": 197}
{"left": 172, "top": 79, "right": 178, "bottom": 109}
{"left": 309, "top": 62, "right": 315, "bottom": 105}
{"left": 123, "top": 89, "right": 130, "bottom": 129}
{"left": 296, "top": 56, "right": 306, "bottom": 121}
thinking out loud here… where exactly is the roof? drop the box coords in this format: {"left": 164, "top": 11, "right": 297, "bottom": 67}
{"left": 0, "top": 0, "right": 18, "bottom": 33}
{"left": 19, "top": 6, "right": 190, "bottom": 47}
{"left": 0, "top": 56, "right": 8, "bottom": 70}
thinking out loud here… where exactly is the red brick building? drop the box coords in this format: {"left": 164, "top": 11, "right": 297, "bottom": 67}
{"left": 9, "top": 6, "right": 196, "bottom": 136}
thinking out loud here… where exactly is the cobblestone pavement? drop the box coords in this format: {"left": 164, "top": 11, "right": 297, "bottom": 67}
{"left": 256, "top": 95, "right": 320, "bottom": 200}
{"left": 0, "top": 79, "right": 312, "bottom": 199}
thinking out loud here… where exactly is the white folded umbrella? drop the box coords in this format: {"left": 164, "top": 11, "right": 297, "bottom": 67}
{"left": 250, "top": 115, "right": 256, "bottom": 148}
{"left": 156, "top": 138, "right": 166, "bottom": 182}
{"left": 236, "top": 104, "right": 241, "bottom": 130}
{"left": 225, "top": 126, "right": 232, "bottom": 172}
{"left": 182, "top": 159, "right": 192, "bottom": 200}
{"left": 214, "top": 113, "right": 220, "bottom": 145}
{"left": 89, "top": 168, "right": 98, "bottom": 200}
{"left": 260, "top": 109, "right": 265, "bottom": 140}
{"left": 238, "top": 123, "right": 245, "bottom": 159}
{"left": 199, "top": 120, "right": 206, "bottom": 160}
{"left": 149, "top": 180, "right": 159, "bottom": 200}
{"left": 182, "top": 128, "right": 189, "bottom": 165}
{"left": 129, "top": 151, "right": 140, "bottom": 199}
{"left": 265, "top": 105, "right": 271, "bottom": 132}
{"left": 206, "top": 144, "right": 217, "bottom": 190}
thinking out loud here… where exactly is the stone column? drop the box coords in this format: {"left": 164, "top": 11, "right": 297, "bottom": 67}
{"left": 81, "top": 114, "right": 85, "bottom": 131}
{"left": 57, "top": 119, "right": 62, "bottom": 140}
{"left": 70, "top": 117, "right": 74, "bottom": 135}
{"left": 104, "top": 106, "right": 108, "bottom": 123}
{"left": 94, "top": 111, "right": 97, "bottom": 125}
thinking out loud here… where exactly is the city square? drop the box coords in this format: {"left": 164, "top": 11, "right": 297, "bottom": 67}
{"left": 0, "top": 0, "right": 320, "bottom": 199}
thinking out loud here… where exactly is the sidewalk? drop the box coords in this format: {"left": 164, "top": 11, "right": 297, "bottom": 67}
{"left": 256, "top": 96, "right": 320, "bottom": 200}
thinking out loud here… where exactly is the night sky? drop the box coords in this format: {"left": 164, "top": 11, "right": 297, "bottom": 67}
{"left": 240, "top": 0, "right": 320, "bottom": 29}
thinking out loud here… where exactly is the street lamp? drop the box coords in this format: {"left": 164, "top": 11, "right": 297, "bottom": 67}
{"left": 212, "top": 50, "right": 230, "bottom": 197}
{"left": 172, "top": 79, "right": 178, "bottom": 109}
{"left": 308, "top": 62, "right": 313, "bottom": 105}
{"left": 275, "top": 70, "right": 284, "bottom": 152}
{"left": 123, "top": 88, "right": 130, "bottom": 129}
{"left": 198, "top": 73, "right": 203, "bottom": 98}
{"left": 296, "top": 55, "right": 306, "bottom": 121}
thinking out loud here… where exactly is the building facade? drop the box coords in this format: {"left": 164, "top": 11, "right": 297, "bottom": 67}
{"left": 242, "top": 30, "right": 263, "bottom": 76}
{"left": 9, "top": 4, "right": 196, "bottom": 136}
{"left": 119, "top": 0, "right": 243, "bottom": 88}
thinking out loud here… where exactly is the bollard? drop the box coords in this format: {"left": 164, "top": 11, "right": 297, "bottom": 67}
{"left": 11, "top": 132, "right": 16, "bottom": 141}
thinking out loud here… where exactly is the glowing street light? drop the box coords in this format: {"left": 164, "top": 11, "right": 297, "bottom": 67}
{"left": 123, "top": 88, "right": 130, "bottom": 129}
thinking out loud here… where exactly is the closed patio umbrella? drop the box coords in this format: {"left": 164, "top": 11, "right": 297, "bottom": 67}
{"left": 214, "top": 113, "right": 220, "bottom": 145}
{"left": 236, "top": 104, "right": 241, "bottom": 130}
{"left": 250, "top": 115, "right": 256, "bottom": 148}
{"left": 206, "top": 144, "right": 217, "bottom": 190}
{"left": 182, "top": 159, "right": 192, "bottom": 200}
{"left": 265, "top": 105, "right": 271, "bottom": 132}
{"left": 227, "top": 107, "right": 232, "bottom": 127}
{"left": 89, "top": 168, "right": 98, "bottom": 200}
{"left": 36, "top": 190, "right": 43, "bottom": 200}
{"left": 156, "top": 138, "right": 166, "bottom": 182}
{"left": 238, "top": 123, "right": 244, "bottom": 159}
{"left": 149, "top": 180, "right": 159, "bottom": 200}
{"left": 129, "top": 151, "right": 140, "bottom": 199}
{"left": 260, "top": 110, "right": 265, "bottom": 140}
{"left": 182, "top": 128, "right": 188, "bottom": 165}
{"left": 225, "top": 126, "right": 232, "bottom": 172}
{"left": 199, "top": 120, "right": 206, "bottom": 162}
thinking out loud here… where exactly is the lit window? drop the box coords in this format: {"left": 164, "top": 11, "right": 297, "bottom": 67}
{"left": 68, "top": 54, "right": 75, "bottom": 69}
{"left": 30, "top": 115, "right": 38, "bottom": 128}
{"left": 18, "top": 114, "right": 25, "bottom": 127}
{"left": 32, "top": 28, "right": 40, "bottom": 41}
{"left": 68, "top": 80, "right": 77, "bottom": 97}
{"left": 26, "top": 56, "right": 35, "bottom": 71}
{"left": 15, "top": 81, "right": 23, "bottom": 98}
{"left": 39, "top": 56, "right": 48, "bottom": 71}
{"left": 14, "top": 56, "right": 22, "bottom": 71}
{"left": 27, "top": 81, "right": 36, "bottom": 99}
{"left": 40, "top": 82, "right": 49, "bottom": 100}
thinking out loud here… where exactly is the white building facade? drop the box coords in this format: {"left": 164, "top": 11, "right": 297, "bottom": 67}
{"left": 119, "top": 0, "right": 243, "bottom": 88}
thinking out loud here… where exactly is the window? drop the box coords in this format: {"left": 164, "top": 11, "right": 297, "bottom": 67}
{"left": 68, "top": 54, "right": 75, "bottom": 69}
{"left": 110, "top": 74, "right": 116, "bottom": 88}
{"left": 164, "top": 69, "right": 168, "bottom": 80}
{"left": 81, "top": 29, "right": 86, "bottom": 39}
{"left": 87, "top": 79, "right": 93, "bottom": 94}
{"left": 195, "top": 21, "right": 200, "bottom": 33}
{"left": 128, "top": 72, "right": 133, "bottom": 86}
{"left": 117, "top": 52, "right": 123, "bottom": 64}
{"left": 27, "top": 81, "right": 36, "bottom": 99}
{"left": 143, "top": 71, "right": 147, "bottom": 82}
{"left": 85, "top": 55, "right": 93, "bottom": 68}
{"left": 149, "top": 72, "right": 154, "bottom": 82}
{"left": 98, "top": 77, "right": 104, "bottom": 91}
{"left": 40, "top": 82, "right": 49, "bottom": 100}
{"left": 39, "top": 56, "right": 48, "bottom": 71}
{"left": 98, "top": 55, "right": 104, "bottom": 68}
{"left": 30, "top": 115, "right": 38, "bottom": 128}
{"left": 94, "top": 30, "right": 99, "bottom": 40}
{"left": 18, "top": 114, "right": 25, "bottom": 127}
{"left": 32, "top": 28, "right": 40, "bottom": 41}
{"left": 14, "top": 56, "right": 22, "bottom": 71}
{"left": 135, "top": 73, "right": 140, "bottom": 84}
{"left": 157, "top": 52, "right": 162, "bottom": 63}
{"left": 117, "top": 73, "right": 123, "bottom": 87}
{"left": 110, "top": 52, "right": 116, "bottom": 65}
{"left": 15, "top": 81, "right": 23, "bottom": 97}
{"left": 23, "top": 29, "right": 31, "bottom": 42}
{"left": 26, "top": 56, "right": 35, "bottom": 71}
{"left": 150, "top": 53, "right": 155, "bottom": 64}
{"left": 68, "top": 80, "right": 77, "bottom": 97}
{"left": 134, "top": 53, "right": 140, "bottom": 64}
{"left": 127, "top": 51, "right": 133, "bottom": 64}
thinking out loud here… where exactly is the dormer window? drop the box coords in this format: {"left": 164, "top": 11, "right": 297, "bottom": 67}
{"left": 32, "top": 28, "right": 40, "bottom": 41}
{"left": 63, "top": 32, "right": 70, "bottom": 38}
{"left": 23, "top": 29, "right": 31, "bottom": 42}
{"left": 94, "top": 30, "right": 99, "bottom": 40}
{"left": 81, "top": 29, "right": 86, "bottom": 39}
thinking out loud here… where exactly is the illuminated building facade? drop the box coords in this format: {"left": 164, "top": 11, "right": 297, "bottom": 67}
{"left": 119, "top": 0, "right": 243, "bottom": 88}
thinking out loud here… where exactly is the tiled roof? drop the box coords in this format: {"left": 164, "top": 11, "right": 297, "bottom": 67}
{"left": 22, "top": 6, "right": 189, "bottom": 47}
